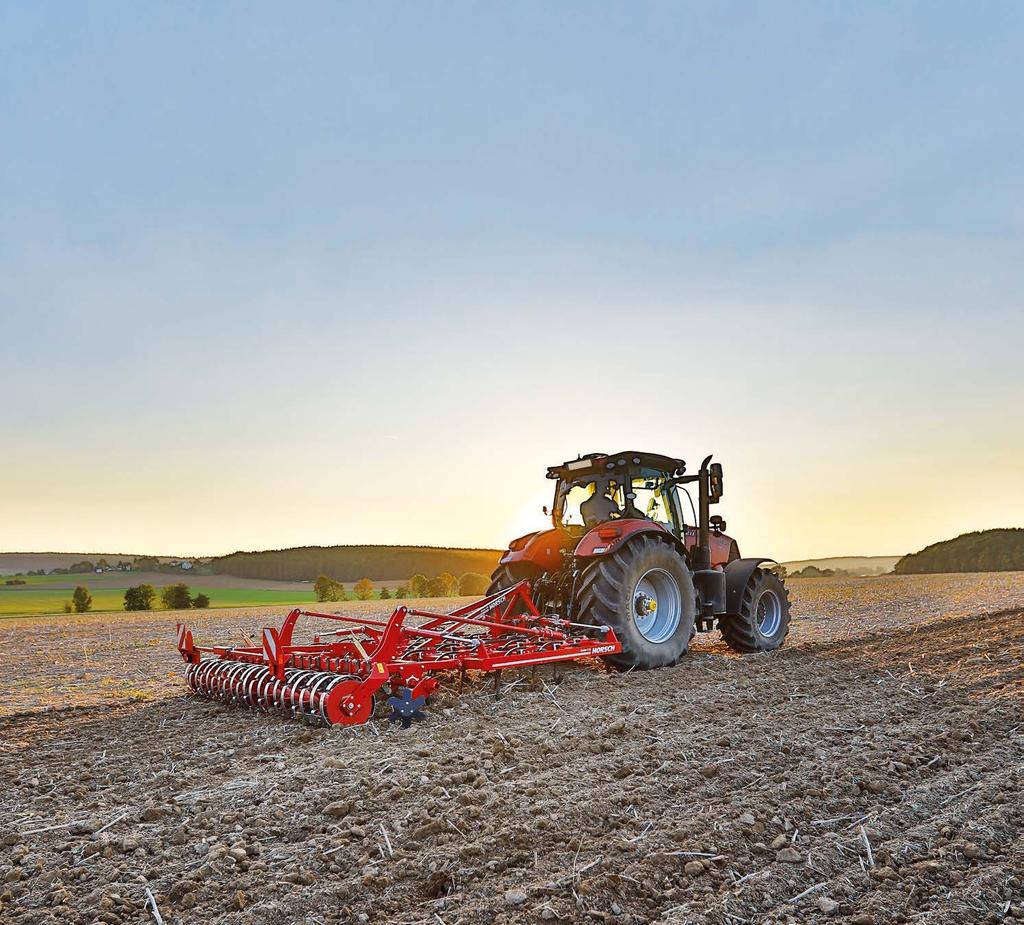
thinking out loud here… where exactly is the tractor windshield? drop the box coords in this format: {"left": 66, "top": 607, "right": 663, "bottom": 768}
{"left": 556, "top": 468, "right": 675, "bottom": 530}
{"left": 626, "top": 470, "right": 674, "bottom": 528}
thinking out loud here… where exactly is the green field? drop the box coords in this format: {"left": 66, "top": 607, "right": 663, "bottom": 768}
{"left": 0, "top": 575, "right": 397, "bottom": 617}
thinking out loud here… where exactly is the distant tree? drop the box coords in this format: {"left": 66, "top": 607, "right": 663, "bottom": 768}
{"left": 425, "top": 572, "right": 458, "bottom": 597}
{"left": 458, "top": 572, "right": 489, "bottom": 596}
{"left": 314, "top": 575, "right": 333, "bottom": 602}
{"left": 69, "top": 561, "right": 94, "bottom": 574}
{"left": 72, "top": 585, "right": 92, "bottom": 613}
{"left": 409, "top": 574, "right": 428, "bottom": 597}
{"left": 191, "top": 592, "right": 210, "bottom": 609}
{"left": 161, "top": 583, "right": 193, "bottom": 609}
{"left": 379, "top": 586, "right": 391, "bottom": 600}
{"left": 353, "top": 578, "right": 374, "bottom": 601}
{"left": 438, "top": 572, "right": 459, "bottom": 596}
{"left": 424, "top": 576, "right": 442, "bottom": 597}
{"left": 124, "top": 584, "right": 157, "bottom": 611}
{"left": 52, "top": 567, "right": 69, "bottom": 575}
{"left": 96, "top": 558, "right": 110, "bottom": 570}
{"left": 793, "top": 566, "right": 834, "bottom": 578}
{"left": 63, "top": 601, "right": 73, "bottom": 613}
{"left": 314, "top": 575, "right": 346, "bottom": 602}
{"left": 394, "top": 584, "right": 408, "bottom": 599}
{"left": 133, "top": 556, "right": 160, "bottom": 571}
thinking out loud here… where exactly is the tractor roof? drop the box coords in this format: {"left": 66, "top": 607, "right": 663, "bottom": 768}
{"left": 546, "top": 451, "right": 687, "bottom": 481}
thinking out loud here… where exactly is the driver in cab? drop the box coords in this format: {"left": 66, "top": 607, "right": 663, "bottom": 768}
{"left": 580, "top": 479, "right": 621, "bottom": 528}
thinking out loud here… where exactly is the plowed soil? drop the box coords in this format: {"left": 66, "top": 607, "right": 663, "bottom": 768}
{"left": 2, "top": 573, "right": 1023, "bottom": 924}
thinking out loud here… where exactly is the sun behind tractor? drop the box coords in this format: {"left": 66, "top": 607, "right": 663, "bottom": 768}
{"left": 488, "top": 451, "right": 790, "bottom": 668}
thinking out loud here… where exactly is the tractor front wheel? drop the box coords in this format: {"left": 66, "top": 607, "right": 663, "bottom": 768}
{"left": 719, "top": 568, "right": 791, "bottom": 653}
{"left": 577, "top": 536, "right": 696, "bottom": 670}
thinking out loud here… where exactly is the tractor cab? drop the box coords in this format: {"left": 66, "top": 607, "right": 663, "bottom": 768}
{"left": 549, "top": 452, "right": 690, "bottom": 540}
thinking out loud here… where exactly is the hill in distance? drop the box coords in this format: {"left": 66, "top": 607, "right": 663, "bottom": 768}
{"left": 0, "top": 552, "right": 200, "bottom": 576}
{"left": 894, "top": 528, "right": 1024, "bottom": 575}
{"left": 781, "top": 555, "right": 900, "bottom": 577}
{"left": 212, "top": 545, "right": 503, "bottom": 583}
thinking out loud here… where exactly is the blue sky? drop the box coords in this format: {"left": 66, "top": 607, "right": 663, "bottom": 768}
{"left": 1, "top": 2, "right": 1022, "bottom": 559}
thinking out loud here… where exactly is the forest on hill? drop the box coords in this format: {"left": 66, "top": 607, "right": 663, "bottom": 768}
{"left": 212, "top": 545, "right": 503, "bottom": 582}
{"left": 894, "top": 528, "right": 1024, "bottom": 574}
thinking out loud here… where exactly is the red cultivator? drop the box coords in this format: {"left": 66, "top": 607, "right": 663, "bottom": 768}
{"left": 176, "top": 582, "right": 620, "bottom": 728}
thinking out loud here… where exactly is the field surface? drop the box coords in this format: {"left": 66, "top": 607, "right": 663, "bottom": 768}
{"left": 1, "top": 573, "right": 1022, "bottom": 924}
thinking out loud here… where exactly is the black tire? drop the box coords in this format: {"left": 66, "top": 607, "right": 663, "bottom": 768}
{"left": 719, "top": 568, "right": 791, "bottom": 653}
{"left": 486, "top": 563, "right": 538, "bottom": 596}
{"left": 576, "top": 535, "right": 696, "bottom": 670}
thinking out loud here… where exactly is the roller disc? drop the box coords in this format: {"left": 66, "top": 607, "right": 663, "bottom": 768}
{"left": 321, "top": 679, "right": 374, "bottom": 726}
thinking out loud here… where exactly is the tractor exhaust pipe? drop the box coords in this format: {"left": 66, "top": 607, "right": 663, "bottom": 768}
{"left": 694, "top": 454, "right": 714, "bottom": 571}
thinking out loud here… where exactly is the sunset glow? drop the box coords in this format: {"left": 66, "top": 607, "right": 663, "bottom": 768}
{"left": 2, "top": 5, "right": 1022, "bottom": 562}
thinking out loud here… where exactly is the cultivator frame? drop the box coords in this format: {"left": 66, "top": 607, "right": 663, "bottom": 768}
{"left": 176, "top": 581, "right": 620, "bottom": 727}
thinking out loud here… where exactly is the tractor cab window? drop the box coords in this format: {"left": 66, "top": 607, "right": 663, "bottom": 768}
{"left": 626, "top": 471, "right": 673, "bottom": 528}
{"left": 557, "top": 479, "right": 624, "bottom": 529}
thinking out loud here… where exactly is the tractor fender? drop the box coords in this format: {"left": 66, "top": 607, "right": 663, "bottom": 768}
{"left": 499, "top": 528, "right": 569, "bottom": 572}
{"left": 724, "top": 558, "right": 777, "bottom": 614}
{"left": 574, "top": 520, "right": 687, "bottom": 560}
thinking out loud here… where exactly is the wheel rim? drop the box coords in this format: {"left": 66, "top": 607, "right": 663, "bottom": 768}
{"left": 755, "top": 589, "right": 782, "bottom": 637}
{"left": 632, "top": 568, "right": 682, "bottom": 643}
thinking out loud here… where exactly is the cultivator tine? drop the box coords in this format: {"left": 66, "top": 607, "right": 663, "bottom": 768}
{"left": 174, "top": 580, "right": 622, "bottom": 729}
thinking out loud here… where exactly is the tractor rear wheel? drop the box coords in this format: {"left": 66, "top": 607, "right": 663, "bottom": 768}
{"left": 719, "top": 568, "right": 791, "bottom": 653}
{"left": 577, "top": 536, "right": 696, "bottom": 669}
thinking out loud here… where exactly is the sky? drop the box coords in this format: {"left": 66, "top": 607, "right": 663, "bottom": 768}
{"left": 1, "top": 2, "right": 1023, "bottom": 562}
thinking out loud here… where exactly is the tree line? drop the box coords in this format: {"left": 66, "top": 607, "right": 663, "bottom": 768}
{"left": 213, "top": 545, "right": 501, "bottom": 582}
{"left": 62, "top": 583, "right": 211, "bottom": 613}
{"left": 313, "top": 572, "right": 491, "bottom": 603}
{"left": 894, "top": 528, "right": 1024, "bottom": 574}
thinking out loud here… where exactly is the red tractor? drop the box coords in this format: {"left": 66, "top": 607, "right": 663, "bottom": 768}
{"left": 489, "top": 451, "right": 790, "bottom": 668}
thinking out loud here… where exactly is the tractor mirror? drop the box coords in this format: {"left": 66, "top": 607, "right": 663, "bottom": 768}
{"left": 709, "top": 463, "right": 724, "bottom": 501}
{"left": 710, "top": 515, "right": 726, "bottom": 533}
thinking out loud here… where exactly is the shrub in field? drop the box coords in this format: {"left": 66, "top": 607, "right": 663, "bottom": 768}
{"left": 314, "top": 575, "right": 347, "bottom": 602}
{"left": 458, "top": 572, "right": 489, "bottom": 596}
{"left": 379, "top": 586, "right": 391, "bottom": 600}
{"left": 425, "top": 572, "right": 458, "bottom": 597}
{"left": 353, "top": 578, "right": 374, "bottom": 600}
{"left": 191, "top": 593, "right": 210, "bottom": 609}
{"left": 71, "top": 585, "right": 92, "bottom": 613}
{"left": 409, "top": 574, "right": 428, "bottom": 597}
{"left": 394, "top": 584, "right": 408, "bottom": 599}
{"left": 63, "top": 601, "right": 73, "bottom": 613}
{"left": 438, "top": 572, "right": 459, "bottom": 595}
{"left": 124, "top": 584, "right": 157, "bottom": 611}
{"left": 161, "top": 584, "right": 193, "bottom": 609}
